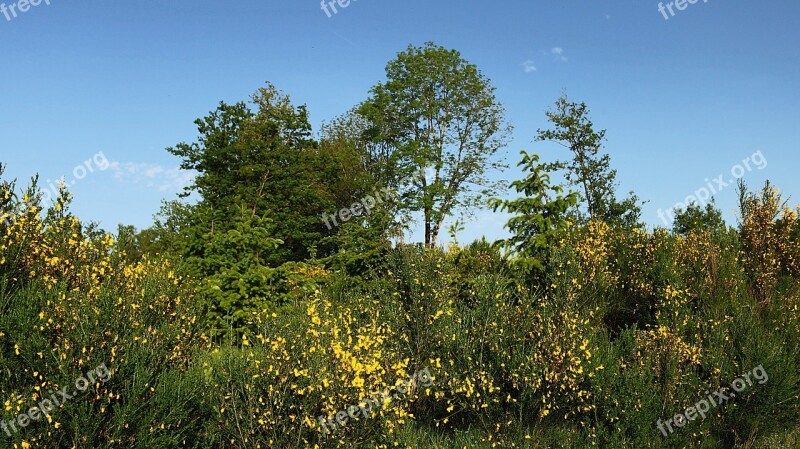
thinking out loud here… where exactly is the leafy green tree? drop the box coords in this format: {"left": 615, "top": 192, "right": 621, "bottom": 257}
{"left": 136, "top": 200, "right": 197, "bottom": 258}
{"left": 319, "top": 111, "right": 409, "bottom": 241}
{"left": 313, "top": 113, "right": 396, "bottom": 276}
{"left": 114, "top": 224, "right": 144, "bottom": 261}
{"left": 536, "top": 96, "right": 642, "bottom": 226}
{"left": 197, "top": 205, "right": 284, "bottom": 335}
{"left": 672, "top": 200, "right": 726, "bottom": 235}
{"left": 320, "top": 213, "right": 393, "bottom": 277}
{"left": 359, "top": 42, "right": 511, "bottom": 247}
{"left": 491, "top": 151, "right": 579, "bottom": 272}
{"left": 322, "top": 110, "right": 397, "bottom": 193}
{"left": 155, "top": 83, "right": 389, "bottom": 332}
{"left": 167, "top": 83, "right": 327, "bottom": 265}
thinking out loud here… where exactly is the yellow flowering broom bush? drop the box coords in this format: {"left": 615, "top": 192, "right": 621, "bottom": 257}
{"left": 2, "top": 166, "right": 800, "bottom": 448}
{"left": 1, "top": 178, "right": 211, "bottom": 448}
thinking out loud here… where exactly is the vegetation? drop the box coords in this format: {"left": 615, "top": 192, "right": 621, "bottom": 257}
{"left": 535, "top": 96, "right": 642, "bottom": 227}
{"left": 358, "top": 42, "right": 511, "bottom": 248}
{"left": 2, "top": 43, "right": 799, "bottom": 448}
{"left": 672, "top": 200, "right": 727, "bottom": 236}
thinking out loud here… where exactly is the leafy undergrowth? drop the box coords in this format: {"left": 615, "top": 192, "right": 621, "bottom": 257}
{"left": 1, "top": 177, "right": 799, "bottom": 448}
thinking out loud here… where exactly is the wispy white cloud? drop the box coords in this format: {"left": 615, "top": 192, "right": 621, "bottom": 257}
{"left": 108, "top": 162, "right": 195, "bottom": 192}
{"left": 522, "top": 60, "right": 537, "bottom": 73}
{"left": 551, "top": 47, "right": 568, "bottom": 62}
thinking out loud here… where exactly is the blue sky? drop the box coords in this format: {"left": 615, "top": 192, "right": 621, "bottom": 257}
{"left": 1, "top": 0, "right": 798, "bottom": 244}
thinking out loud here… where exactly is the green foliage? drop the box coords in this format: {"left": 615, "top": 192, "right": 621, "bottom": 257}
{"left": 536, "top": 96, "right": 642, "bottom": 226}
{"left": 136, "top": 200, "right": 197, "bottom": 258}
{"left": 193, "top": 206, "right": 284, "bottom": 335}
{"left": 359, "top": 42, "right": 511, "bottom": 247}
{"left": 737, "top": 180, "right": 800, "bottom": 305}
{"left": 6, "top": 45, "right": 800, "bottom": 449}
{"left": 491, "top": 151, "right": 579, "bottom": 273}
{"left": 319, "top": 213, "right": 393, "bottom": 279}
{"left": 3, "top": 183, "right": 800, "bottom": 447}
{"left": 314, "top": 114, "right": 397, "bottom": 277}
{"left": 672, "top": 200, "right": 726, "bottom": 235}
{"left": 149, "top": 83, "right": 402, "bottom": 333}
{"left": 0, "top": 183, "right": 210, "bottom": 448}
{"left": 166, "top": 83, "right": 329, "bottom": 265}
{"left": 447, "top": 238, "right": 512, "bottom": 303}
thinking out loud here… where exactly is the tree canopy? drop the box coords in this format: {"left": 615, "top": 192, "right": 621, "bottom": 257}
{"left": 359, "top": 42, "right": 511, "bottom": 247}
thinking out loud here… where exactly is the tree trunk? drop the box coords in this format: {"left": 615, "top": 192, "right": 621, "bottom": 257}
{"left": 425, "top": 208, "right": 433, "bottom": 248}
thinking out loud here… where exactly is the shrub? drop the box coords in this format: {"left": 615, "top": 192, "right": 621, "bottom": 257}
{"left": 0, "top": 180, "right": 210, "bottom": 448}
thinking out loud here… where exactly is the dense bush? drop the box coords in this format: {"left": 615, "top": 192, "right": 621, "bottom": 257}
{"left": 0, "top": 180, "right": 210, "bottom": 448}
{"left": 1, "top": 173, "right": 799, "bottom": 448}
